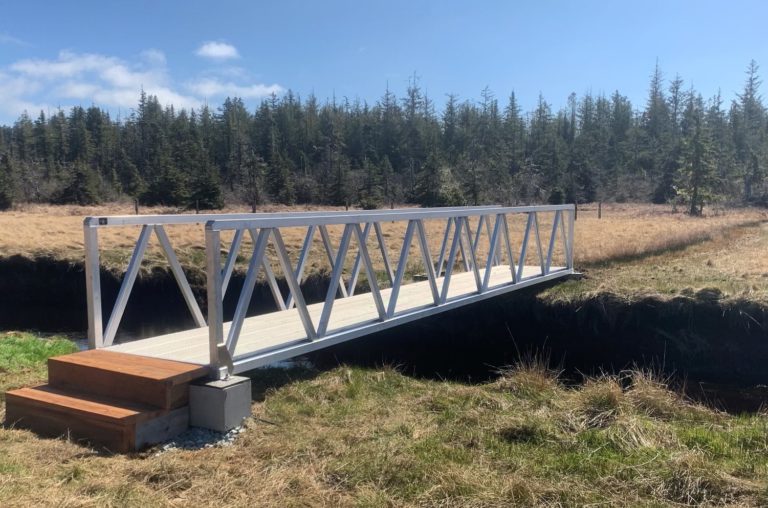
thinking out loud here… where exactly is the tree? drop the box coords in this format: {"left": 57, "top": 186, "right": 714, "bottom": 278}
{"left": 677, "top": 94, "right": 716, "bottom": 215}
{"left": 358, "top": 158, "right": 383, "bottom": 209}
{"left": 240, "top": 150, "right": 266, "bottom": 212}
{"left": 265, "top": 154, "right": 296, "bottom": 204}
{"left": 0, "top": 153, "right": 14, "bottom": 210}
{"left": 55, "top": 162, "right": 100, "bottom": 205}
{"left": 733, "top": 60, "right": 766, "bottom": 202}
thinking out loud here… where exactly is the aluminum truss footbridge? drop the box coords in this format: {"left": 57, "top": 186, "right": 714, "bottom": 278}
{"left": 84, "top": 205, "right": 575, "bottom": 379}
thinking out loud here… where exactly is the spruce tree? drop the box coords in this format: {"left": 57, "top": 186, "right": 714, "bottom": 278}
{"left": 678, "top": 94, "right": 716, "bottom": 215}
{"left": 55, "top": 161, "right": 100, "bottom": 205}
{"left": 0, "top": 153, "right": 14, "bottom": 210}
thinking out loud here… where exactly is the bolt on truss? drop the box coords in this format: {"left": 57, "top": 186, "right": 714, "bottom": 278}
{"left": 84, "top": 205, "right": 575, "bottom": 379}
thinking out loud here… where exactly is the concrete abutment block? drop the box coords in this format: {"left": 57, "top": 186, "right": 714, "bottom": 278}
{"left": 189, "top": 375, "right": 252, "bottom": 432}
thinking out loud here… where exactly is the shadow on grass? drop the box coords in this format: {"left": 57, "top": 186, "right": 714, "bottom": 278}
{"left": 242, "top": 365, "right": 320, "bottom": 402}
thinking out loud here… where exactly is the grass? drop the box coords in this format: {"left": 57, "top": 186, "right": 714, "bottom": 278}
{"left": 1, "top": 203, "right": 768, "bottom": 504}
{"left": 543, "top": 220, "right": 768, "bottom": 304}
{"left": 0, "top": 202, "right": 765, "bottom": 285}
{"left": 1, "top": 347, "right": 768, "bottom": 506}
{"left": 0, "top": 332, "right": 78, "bottom": 400}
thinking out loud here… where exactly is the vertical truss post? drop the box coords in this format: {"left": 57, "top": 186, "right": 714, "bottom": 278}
{"left": 567, "top": 208, "right": 575, "bottom": 270}
{"left": 84, "top": 220, "right": 103, "bottom": 349}
{"left": 205, "top": 226, "right": 226, "bottom": 378}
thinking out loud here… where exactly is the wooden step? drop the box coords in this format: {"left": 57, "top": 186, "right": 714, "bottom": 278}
{"left": 48, "top": 350, "right": 208, "bottom": 409}
{"left": 4, "top": 385, "right": 188, "bottom": 452}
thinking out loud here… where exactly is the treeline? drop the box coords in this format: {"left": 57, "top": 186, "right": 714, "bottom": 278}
{"left": 0, "top": 62, "right": 766, "bottom": 214}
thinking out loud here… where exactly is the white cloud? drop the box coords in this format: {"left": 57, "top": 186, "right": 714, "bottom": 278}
{"left": 0, "top": 48, "right": 283, "bottom": 123}
{"left": 196, "top": 41, "right": 240, "bottom": 60}
{"left": 187, "top": 78, "right": 283, "bottom": 98}
{"left": 6, "top": 50, "right": 202, "bottom": 112}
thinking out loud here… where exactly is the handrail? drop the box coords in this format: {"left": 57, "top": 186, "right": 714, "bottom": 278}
{"left": 83, "top": 205, "right": 501, "bottom": 227}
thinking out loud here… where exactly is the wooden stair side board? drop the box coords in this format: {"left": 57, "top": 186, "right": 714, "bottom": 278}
{"left": 5, "top": 395, "right": 136, "bottom": 452}
{"left": 5, "top": 386, "right": 162, "bottom": 424}
{"left": 4, "top": 387, "right": 191, "bottom": 452}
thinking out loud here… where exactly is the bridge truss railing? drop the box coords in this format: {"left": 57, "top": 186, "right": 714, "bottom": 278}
{"left": 82, "top": 206, "right": 499, "bottom": 350}
{"left": 204, "top": 204, "right": 574, "bottom": 378}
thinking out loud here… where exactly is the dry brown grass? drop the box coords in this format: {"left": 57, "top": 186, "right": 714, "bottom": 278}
{"left": 573, "top": 203, "right": 768, "bottom": 265}
{"left": 547, "top": 218, "right": 768, "bottom": 303}
{"left": 1, "top": 202, "right": 765, "bottom": 283}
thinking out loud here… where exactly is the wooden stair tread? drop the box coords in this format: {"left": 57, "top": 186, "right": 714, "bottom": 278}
{"left": 5, "top": 385, "right": 162, "bottom": 425}
{"left": 49, "top": 350, "right": 208, "bottom": 385}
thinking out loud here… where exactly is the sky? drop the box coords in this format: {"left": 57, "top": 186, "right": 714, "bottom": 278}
{"left": 0, "top": 0, "right": 766, "bottom": 124}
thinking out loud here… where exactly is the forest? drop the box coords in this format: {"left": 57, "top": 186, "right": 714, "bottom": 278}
{"left": 0, "top": 61, "right": 766, "bottom": 215}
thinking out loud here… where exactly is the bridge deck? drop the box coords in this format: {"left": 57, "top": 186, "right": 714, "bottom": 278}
{"left": 107, "top": 265, "right": 566, "bottom": 372}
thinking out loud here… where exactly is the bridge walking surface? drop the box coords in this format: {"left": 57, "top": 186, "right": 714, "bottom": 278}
{"left": 108, "top": 265, "right": 566, "bottom": 372}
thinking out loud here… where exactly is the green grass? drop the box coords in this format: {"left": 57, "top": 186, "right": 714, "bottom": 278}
{"left": 0, "top": 331, "right": 78, "bottom": 399}
{"left": 251, "top": 365, "right": 768, "bottom": 506}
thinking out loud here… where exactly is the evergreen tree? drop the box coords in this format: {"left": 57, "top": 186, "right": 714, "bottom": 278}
{"left": 240, "top": 150, "right": 266, "bottom": 212}
{"left": 55, "top": 162, "right": 100, "bottom": 205}
{"left": 0, "top": 153, "right": 14, "bottom": 210}
{"left": 677, "top": 94, "right": 716, "bottom": 215}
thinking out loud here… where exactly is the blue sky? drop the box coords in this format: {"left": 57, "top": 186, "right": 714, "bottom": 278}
{"left": 0, "top": 0, "right": 766, "bottom": 124}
